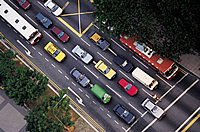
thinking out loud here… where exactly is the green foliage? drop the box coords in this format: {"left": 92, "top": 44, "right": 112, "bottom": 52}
{"left": 91, "top": 0, "right": 200, "bottom": 60}
{"left": 24, "top": 89, "right": 74, "bottom": 132}
{"left": 0, "top": 49, "right": 48, "bottom": 106}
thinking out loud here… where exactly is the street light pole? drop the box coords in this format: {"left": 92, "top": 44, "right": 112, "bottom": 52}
{"left": 53, "top": 94, "right": 71, "bottom": 132}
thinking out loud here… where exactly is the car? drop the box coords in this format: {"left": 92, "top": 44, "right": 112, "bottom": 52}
{"left": 72, "top": 45, "right": 93, "bottom": 64}
{"left": 44, "top": 42, "right": 66, "bottom": 62}
{"left": 141, "top": 98, "right": 166, "bottom": 120}
{"left": 113, "top": 104, "right": 136, "bottom": 124}
{"left": 44, "top": 0, "right": 62, "bottom": 16}
{"left": 51, "top": 26, "right": 70, "bottom": 43}
{"left": 36, "top": 13, "right": 52, "bottom": 28}
{"left": 87, "top": 31, "right": 110, "bottom": 51}
{"left": 113, "top": 55, "right": 134, "bottom": 72}
{"left": 94, "top": 60, "right": 116, "bottom": 80}
{"left": 117, "top": 77, "right": 138, "bottom": 96}
{"left": 70, "top": 67, "right": 90, "bottom": 87}
{"left": 17, "top": 0, "right": 31, "bottom": 10}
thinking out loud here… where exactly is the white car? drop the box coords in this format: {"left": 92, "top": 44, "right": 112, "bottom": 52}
{"left": 44, "top": 0, "right": 62, "bottom": 16}
{"left": 72, "top": 45, "right": 93, "bottom": 64}
{"left": 141, "top": 98, "right": 166, "bottom": 120}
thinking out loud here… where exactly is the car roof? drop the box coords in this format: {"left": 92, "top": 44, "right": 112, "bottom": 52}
{"left": 36, "top": 13, "right": 44, "bottom": 20}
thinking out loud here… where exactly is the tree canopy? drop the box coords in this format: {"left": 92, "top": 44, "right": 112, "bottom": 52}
{"left": 91, "top": 0, "right": 200, "bottom": 60}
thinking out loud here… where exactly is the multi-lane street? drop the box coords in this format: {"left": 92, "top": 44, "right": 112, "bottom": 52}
{"left": 0, "top": 0, "right": 200, "bottom": 132}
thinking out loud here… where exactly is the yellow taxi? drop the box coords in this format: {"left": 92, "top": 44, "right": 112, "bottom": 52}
{"left": 94, "top": 60, "right": 116, "bottom": 80}
{"left": 44, "top": 42, "right": 66, "bottom": 62}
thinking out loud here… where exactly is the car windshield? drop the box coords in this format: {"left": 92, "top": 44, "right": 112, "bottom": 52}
{"left": 123, "top": 110, "right": 129, "bottom": 118}
{"left": 151, "top": 106, "right": 158, "bottom": 113}
{"left": 41, "top": 17, "right": 48, "bottom": 23}
{"left": 97, "top": 38, "right": 103, "bottom": 45}
{"left": 57, "top": 31, "right": 64, "bottom": 38}
{"left": 19, "top": 0, "right": 25, "bottom": 5}
{"left": 53, "top": 49, "right": 60, "bottom": 57}
{"left": 80, "top": 51, "right": 87, "bottom": 58}
{"left": 103, "top": 67, "right": 110, "bottom": 74}
{"left": 52, "top": 5, "right": 58, "bottom": 12}
{"left": 125, "top": 83, "right": 132, "bottom": 91}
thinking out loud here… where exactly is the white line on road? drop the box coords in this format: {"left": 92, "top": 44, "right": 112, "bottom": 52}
{"left": 32, "top": 46, "right": 36, "bottom": 50}
{"left": 128, "top": 103, "right": 142, "bottom": 115}
{"left": 132, "top": 56, "right": 148, "bottom": 69}
{"left": 141, "top": 118, "right": 157, "bottom": 132}
{"left": 65, "top": 76, "right": 69, "bottom": 80}
{"left": 25, "top": 14, "right": 38, "bottom": 26}
{"left": 43, "top": 30, "right": 57, "bottom": 43}
{"left": 9, "top": 0, "right": 19, "bottom": 9}
{"left": 93, "top": 24, "right": 99, "bottom": 29}
{"left": 141, "top": 88, "right": 152, "bottom": 97}
{"left": 86, "top": 94, "right": 90, "bottom": 98}
{"left": 72, "top": 82, "right": 76, "bottom": 86}
{"left": 100, "top": 107, "right": 104, "bottom": 111}
{"left": 110, "top": 38, "right": 126, "bottom": 51}
{"left": 80, "top": 38, "right": 90, "bottom": 46}
{"left": 7, "top": 24, "right": 11, "bottom": 28}
{"left": 51, "top": 64, "right": 55, "bottom": 68}
{"left": 114, "top": 120, "right": 119, "bottom": 124}
{"left": 58, "top": 70, "right": 62, "bottom": 74}
{"left": 20, "top": 35, "right": 23, "bottom": 39}
{"left": 1, "top": 18, "right": 5, "bottom": 22}
{"left": 38, "top": 52, "right": 42, "bottom": 56}
{"left": 107, "top": 114, "right": 111, "bottom": 118}
{"left": 63, "top": 48, "right": 77, "bottom": 60}
{"left": 119, "top": 70, "right": 135, "bottom": 83}
{"left": 122, "top": 127, "right": 126, "bottom": 131}
{"left": 141, "top": 111, "right": 148, "bottom": 118}
{"left": 45, "top": 58, "right": 49, "bottom": 62}
{"left": 92, "top": 101, "right": 96, "bottom": 104}
{"left": 106, "top": 85, "right": 122, "bottom": 98}
{"left": 97, "top": 52, "right": 112, "bottom": 65}
{"left": 13, "top": 30, "right": 17, "bottom": 33}
{"left": 84, "top": 65, "right": 99, "bottom": 79}
{"left": 37, "top": 1, "right": 44, "bottom": 8}
{"left": 156, "top": 74, "right": 172, "bottom": 87}
{"left": 78, "top": 88, "right": 83, "bottom": 92}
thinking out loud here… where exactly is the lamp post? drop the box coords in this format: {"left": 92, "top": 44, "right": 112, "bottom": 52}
{"left": 53, "top": 94, "right": 71, "bottom": 132}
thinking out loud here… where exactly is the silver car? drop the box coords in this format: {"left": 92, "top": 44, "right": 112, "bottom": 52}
{"left": 72, "top": 45, "right": 93, "bottom": 64}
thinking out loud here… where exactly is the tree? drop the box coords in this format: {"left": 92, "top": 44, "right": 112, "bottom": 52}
{"left": 24, "top": 89, "right": 74, "bottom": 132}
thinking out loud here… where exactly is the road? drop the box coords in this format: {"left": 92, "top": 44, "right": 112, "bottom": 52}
{"left": 0, "top": 0, "right": 200, "bottom": 132}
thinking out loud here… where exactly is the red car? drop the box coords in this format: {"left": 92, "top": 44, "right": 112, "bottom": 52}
{"left": 117, "top": 77, "right": 138, "bottom": 96}
{"left": 17, "top": 0, "right": 31, "bottom": 10}
{"left": 51, "top": 26, "right": 70, "bottom": 43}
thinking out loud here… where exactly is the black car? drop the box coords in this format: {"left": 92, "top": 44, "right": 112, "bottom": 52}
{"left": 36, "top": 13, "right": 52, "bottom": 28}
{"left": 113, "top": 104, "right": 135, "bottom": 124}
{"left": 70, "top": 67, "right": 90, "bottom": 87}
{"left": 113, "top": 55, "right": 134, "bottom": 72}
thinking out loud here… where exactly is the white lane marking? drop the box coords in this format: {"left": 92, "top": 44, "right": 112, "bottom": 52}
{"left": 58, "top": 70, "right": 62, "bottom": 74}
{"left": 84, "top": 65, "right": 99, "bottom": 79}
{"left": 119, "top": 70, "right": 135, "bottom": 83}
{"left": 110, "top": 38, "right": 126, "bottom": 51}
{"left": 51, "top": 64, "right": 55, "bottom": 68}
{"left": 20, "top": 35, "right": 23, "bottom": 39}
{"left": 32, "top": 46, "right": 36, "bottom": 50}
{"left": 141, "top": 118, "right": 157, "bottom": 132}
{"left": 100, "top": 107, "right": 104, "bottom": 111}
{"left": 1, "top": 18, "right": 5, "bottom": 22}
{"left": 37, "top": 1, "right": 44, "bottom": 8}
{"left": 38, "top": 52, "right": 42, "bottom": 56}
{"left": 86, "top": 94, "right": 90, "bottom": 98}
{"left": 7, "top": 24, "right": 11, "bottom": 28}
{"left": 141, "top": 88, "right": 152, "bottom": 97}
{"left": 122, "top": 127, "right": 126, "bottom": 131}
{"left": 43, "top": 30, "right": 57, "bottom": 43}
{"left": 97, "top": 52, "right": 112, "bottom": 65}
{"left": 106, "top": 85, "right": 122, "bottom": 98}
{"left": 93, "top": 24, "right": 99, "bottom": 29}
{"left": 114, "top": 120, "right": 119, "bottom": 124}
{"left": 13, "top": 30, "right": 17, "bottom": 33}
{"left": 164, "top": 79, "right": 199, "bottom": 111}
{"left": 175, "top": 107, "right": 200, "bottom": 132}
{"left": 141, "top": 111, "right": 148, "bottom": 117}
{"left": 72, "top": 82, "right": 76, "bottom": 86}
{"left": 132, "top": 56, "right": 148, "bottom": 69}
{"left": 92, "top": 101, "right": 96, "bottom": 104}
{"left": 26, "top": 41, "right": 29, "bottom": 44}
{"left": 9, "top": 0, "right": 19, "bottom": 9}
{"left": 78, "top": 88, "right": 83, "bottom": 92}
{"left": 25, "top": 14, "right": 38, "bottom": 26}
{"left": 80, "top": 38, "right": 90, "bottom": 46}
{"left": 128, "top": 103, "right": 142, "bottom": 115}
{"left": 156, "top": 74, "right": 172, "bottom": 87}
{"left": 45, "top": 58, "right": 49, "bottom": 62}
{"left": 65, "top": 76, "right": 69, "bottom": 80}
{"left": 63, "top": 48, "right": 77, "bottom": 60}
{"left": 107, "top": 114, "right": 111, "bottom": 118}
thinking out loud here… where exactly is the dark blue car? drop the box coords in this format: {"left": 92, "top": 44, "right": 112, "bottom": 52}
{"left": 113, "top": 104, "right": 135, "bottom": 124}
{"left": 113, "top": 55, "right": 134, "bottom": 72}
{"left": 36, "top": 13, "right": 52, "bottom": 28}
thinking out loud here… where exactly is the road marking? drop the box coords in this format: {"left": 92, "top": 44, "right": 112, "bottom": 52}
{"left": 114, "top": 120, "right": 119, "bottom": 124}
{"left": 58, "top": 70, "right": 62, "bottom": 74}
{"left": 1, "top": 18, "right": 5, "bottom": 22}
{"left": 37, "top": 1, "right": 44, "bottom": 8}
{"left": 100, "top": 107, "right": 104, "bottom": 111}
{"left": 106, "top": 85, "right": 122, "bottom": 98}
{"left": 156, "top": 74, "right": 172, "bottom": 87}
{"left": 32, "top": 46, "right": 36, "bottom": 50}
{"left": 141, "top": 111, "right": 148, "bottom": 117}
{"left": 9, "top": 0, "right": 19, "bottom": 9}
{"left": 107, "top": 114, "right": 111, "bottom": 118}
{"left": 181, "top": 113, "right": 200, "bottom": 132}
{"left": 132, "top": 56, "right": 148, "bottom": 69}
{"left": 107, "top": 48, "right": 117, "bottom": 56}
{"left": 65, "top": 76, "right": 69, "bottom": 80}
{"left": 7, "top": 24, "right": 11, "bottom": 28}
{"left": 25, "top": 14, "right": 38, "bottom": 26}
{"left": 93, "top": 24, "right": 99, "bottom": 29}
{"left": 38, "top": 52, "right": 42, "bottom": 56}
{"left": 92, "top": 101, "right": 96, "bottom": 104}
{"left": 80, "top": 38, "right": 90, "bottom": 46}
{"left": 175, "top": 107, "right": 200, "bottom": 132}
{"left": 128, "top": 103, "right": 142, "bottom": 115}
{"left": 122, "top": 127, "right": 126, "bottom": 131}
{"left": 86, "top": 94, "right": 90, "bottom": 98}
{"left": 111, "top": 38, "right": 126, "bottom": 51}
{"left": 62, "top": 1, "right": 70, "bottom": 10}
{"left": 84, "top": 65, "right": 99, "bottom": 79}
{"left": 141, "top": 88, "right": 152, "bottom": 97}
{"left": 51, "top": 64, "right": 55, "bottom": 68}
{"left": 178, "top": 67, "right": 187, "bottom": 74}
{"left": 78, "top": 0, "right": 81, "bottom": 34}
{"left": 72, "top": 82, "right": 76, "bottom": 86}
{"left": 13, "top": 30, "right": 17, "bottom": 33}
{"left": 63, "top": 48, "right": 77, "bottom": 60}
{"left": 20, "top": 35, "right": 23, "bottom": 39}
{"left": 141, "top": 118, "right": 157, "bottom": 132}
{"left": 97, "top": 52, "right": 112, "bottom": 65}
{"left": 119, "top": 70, "right": 135, "bottom": 83}
{"left": 43, "top": 30, "right": 57, "bottom": 43}
{"left": 78, "top": 88, "right": 83, "bottom": 92}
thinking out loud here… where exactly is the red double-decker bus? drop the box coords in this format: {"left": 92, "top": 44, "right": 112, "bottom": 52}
{"left": 120, "top": 34, "right": 179, "bottom": 80}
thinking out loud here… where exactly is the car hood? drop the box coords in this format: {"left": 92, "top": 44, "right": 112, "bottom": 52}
{"left": 127, "top": 85, "right": 138, "bottom": 96}
{"left": 106, "top": 69, "right": 116, "bottom": 79}
{"left": 82, "top": 54, "right": 93, "bottom": 64}
{"left": 124, "top": 114, "right": 135, "bottom": 124}
{"left": 21, "top": 1, "right": 30, "bottom": 9}
{"left": 60, "top": 33, "right": 69, "bottom": 42}
{"left": 43, "top": 19, "right": 52, "bottom": 28}
{"left": 52, "top": 6, "right": 63, "bottom": 16}
{"left": 123, "top": 63, "right": 133, "bottom": 72}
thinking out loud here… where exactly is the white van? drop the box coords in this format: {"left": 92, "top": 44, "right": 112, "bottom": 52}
{"left": 132, "top": 67, "right": 158, "bottom": 90}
